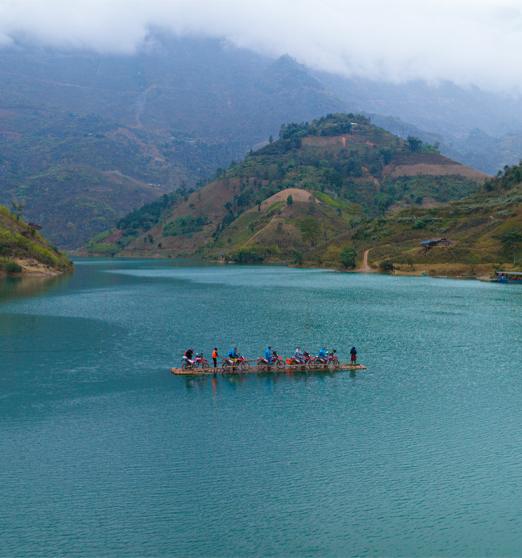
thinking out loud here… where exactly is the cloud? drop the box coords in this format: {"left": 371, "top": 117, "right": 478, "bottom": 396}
{"left": 2, "top": 0, "right": 522, "bottom": 93}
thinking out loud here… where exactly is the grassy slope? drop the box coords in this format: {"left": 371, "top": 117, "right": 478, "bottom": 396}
{"left": 83, "top": 114, "right": 490, "bottom": 265}
{"left": 0, "top": 41, "right": 345, "bottom": 250}
{"left": 0, "top": 206, "right": 73, "bottom": 275}
{"left": 303, "top": 170, "right": 522, "bottom": 275}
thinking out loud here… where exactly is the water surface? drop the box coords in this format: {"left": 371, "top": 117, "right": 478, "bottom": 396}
{"left": 2, "top": 259, "right": 522, "bottom": 557}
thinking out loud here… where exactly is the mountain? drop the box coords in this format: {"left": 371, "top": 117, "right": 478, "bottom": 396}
{"left": 80, "top": 114, "right": 488, "bottom": 263}
{"left": 1, "top": 34, "right": 522, "bottom": 250}
{"left": 341, "top": 163, "right": 522, "bottom": 277}
{"left": 316, "top": 72, "right": 522, "bottom": 174}
{"left": 0, "top": 206, "right": 73, "bottom": 275}
{"left": 0, "top": 37, "right": 346, "bottom": 249}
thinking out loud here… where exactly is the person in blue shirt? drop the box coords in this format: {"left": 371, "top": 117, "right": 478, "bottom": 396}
{"left": 227, "top": 347, "right": 239, "bottom": 363}
{"left": 264, "top": 346, "right": 272, "bottom": 361}
{"left": 350, "top": 346, "right": 357, "bottom": 365}
{"left": 318, "top": 346, "right": 327, "bottom": 359}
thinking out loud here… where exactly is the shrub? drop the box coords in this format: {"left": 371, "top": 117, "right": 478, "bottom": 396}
{"left": 293, "top": 250, "right": 304, "bottom": 265}
{"left": 163, "top": 215, "right": 208, "bottom": 237}
{"left": 231, "top": 249, "right": 264, "bottom": 263}
{"left": 339, "top": 247, "right": 356, "bottom": 268}
{"left": 412, "top": 219, "right": 427, "bottom": 230}
{"left": 3, "top": 260, "right": 22, "bottom": 273}
{"left": 379, "top": 260, "right": 395, "bottom": 273}
{"left": 0, "top": 241, "right": 11, "bottom": 256}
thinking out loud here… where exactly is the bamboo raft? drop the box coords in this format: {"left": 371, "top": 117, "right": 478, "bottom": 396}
{"left": 171, "top": 363, "right": 367, "bottom": 375}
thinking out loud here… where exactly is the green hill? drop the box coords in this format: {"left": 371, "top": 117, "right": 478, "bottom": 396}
{"left": 0, "top": 206, "right": 73, "bottom": 275}
{"left": 0, "top": 39, "right": 347, "bottom": 250}
{"left": 1, "top": 36, "right": 516, "bottom": 252}
{"left": 81, "top": 114, "right": 488, "bottom": 264}
{"left": 328, "top": 163, "right": 522, "bottom": 277}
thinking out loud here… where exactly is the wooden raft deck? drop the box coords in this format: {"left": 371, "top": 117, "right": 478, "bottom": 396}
{"left": 171, "top": 363, "right": 367, "bottom": 376}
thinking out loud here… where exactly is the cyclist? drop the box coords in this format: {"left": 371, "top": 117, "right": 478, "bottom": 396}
{"left": 318, "top": 346, "right": 327, "bottom": 360}
{"left": 264, "top": 346, "right": 272, "bottom": 361}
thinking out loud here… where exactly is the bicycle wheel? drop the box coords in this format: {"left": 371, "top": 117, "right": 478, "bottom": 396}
{"left": 201, "top": 361, "right": 209, "bottom": 369}
{"left": 275, "top": 358, "right": 284, "bottom": 367}
{"left": 257, "top": 360, "right": 267, "bottom": 371}
{"left": 181, "top": 362, "right": 191, "bottom": 371}
{"left": 331, "top": 357, "right": 339, "bottom": 365}
{"left": 240, "top": 360, "right": 251, "bottom": 368}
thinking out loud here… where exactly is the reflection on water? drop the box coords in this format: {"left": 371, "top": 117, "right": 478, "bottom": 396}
{"left": 3, "top": 259, "right": 522, "bottom": 558}
{"left": 0, "top": 273, "right": 71, "bottom": 303}
{"left": 180, "top": 368, "right": 359, "bottom": 393}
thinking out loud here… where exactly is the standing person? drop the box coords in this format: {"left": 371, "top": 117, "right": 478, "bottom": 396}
{"left": 264, "top": 346, "right": 272, "bottom": 362}
{"left": 318, "top": 346, "right": 327, "bottom": 359}
{"left": 350, "top": 346, "right": 357, "bottom": 365}
{"left": 212, "top": 347, "right": 218, "bottom": 368}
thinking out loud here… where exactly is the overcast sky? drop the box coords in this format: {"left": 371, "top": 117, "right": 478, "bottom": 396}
{"left": 2, "top": 0, "right": 522, "bottom": 94}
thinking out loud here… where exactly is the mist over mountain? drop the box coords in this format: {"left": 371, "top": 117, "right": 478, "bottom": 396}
{"left": 3, "top": 1, "right": 522, "bottom": 94}
{"left": 0, "top": 36, "right": 345, "bottom": 248}
{"left": 1, "top": 33, "right": 522, "bottom": 248}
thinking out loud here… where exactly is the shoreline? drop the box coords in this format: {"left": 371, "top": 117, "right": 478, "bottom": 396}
{"left": 71, "top": 254, "right": 505, "bottom": 281}
{"left": 0, "top": 257, "right": 73, "bottom": 277}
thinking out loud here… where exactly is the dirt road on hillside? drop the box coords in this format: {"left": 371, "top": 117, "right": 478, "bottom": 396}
{"left": 358, "top": 249, "right": 375, "bottom": 273}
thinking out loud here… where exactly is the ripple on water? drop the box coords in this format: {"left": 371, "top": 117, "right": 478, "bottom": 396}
{"left": 2, "top": 262, "right": 522, "bottom": 557}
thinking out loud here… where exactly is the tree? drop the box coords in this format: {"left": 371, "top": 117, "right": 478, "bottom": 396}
{"left": 293, "top": 250, "right": 304, "bottom": 265}
{"left": 407, "top": 136, "right": 423, "bottom": 153}
{"left": 11, "top": 198, "right": 25, "bottom": 220}
{"left": 501, "top": 231, "right": 522, "bottom": 264}
{"left": 339, "top": 247, "right": 356, "bottom": 268}
{"left": 268, "top": 135, "right": 273, "bottom": 144}
{"left": 379, "top": 260, "right": 395, "bottom": 273}
{"left": 286, "top": 195, "right": 293, "bottom": 206}
{"left": 299, "top": 216, "right": 320, "bottom": 245}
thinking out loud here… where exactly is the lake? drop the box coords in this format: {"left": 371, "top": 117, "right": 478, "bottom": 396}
{"left": 2, "top": 259, "right": 522, "bottom": 557}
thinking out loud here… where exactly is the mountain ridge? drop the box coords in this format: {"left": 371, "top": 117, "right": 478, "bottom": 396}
{"left": 79, "top": 114, "right": 488, "bottom": 267}
{"left": 1, "top": 35, "right": 521, "bottom": 250}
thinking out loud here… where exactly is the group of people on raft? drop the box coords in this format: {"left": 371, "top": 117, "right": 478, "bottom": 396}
{"left": 183, "top": 346, "right": 358, "bottom": 367}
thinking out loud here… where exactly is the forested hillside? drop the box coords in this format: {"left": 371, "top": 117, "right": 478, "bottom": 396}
{"left": 0, "top": 206, "right": 72, "bottom": 275}
{"left": 81, "top": 114, "right": 487, "bottom": 266}
{"left": 340, "top": 162, "right": 522, "bottom": 277}
{"left": 0, "top": 38, "right": 346, "bottom": 249}
{"left": 1, "top": 35, "right": 521, "bottom": 251}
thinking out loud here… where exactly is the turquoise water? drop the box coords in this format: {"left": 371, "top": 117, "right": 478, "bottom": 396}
{"left": 2, "top": 259, "right": 522, "bottom": 557}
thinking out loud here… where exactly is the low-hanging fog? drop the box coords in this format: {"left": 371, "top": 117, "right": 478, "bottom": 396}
{"left": 1, "top": 0, "right": 522, "bottom": 94}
